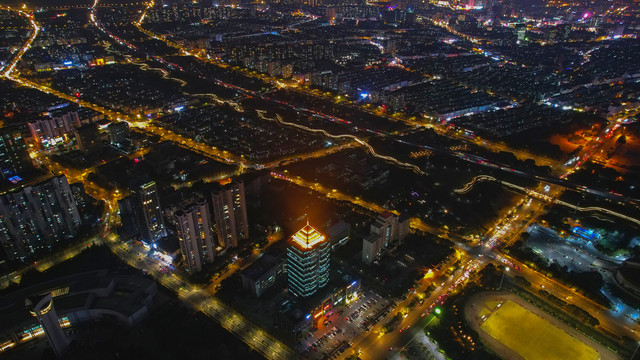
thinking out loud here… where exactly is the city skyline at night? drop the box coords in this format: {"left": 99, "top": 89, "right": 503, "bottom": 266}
{"left": 0, "top": 0, "right": 639, "bottom": 358}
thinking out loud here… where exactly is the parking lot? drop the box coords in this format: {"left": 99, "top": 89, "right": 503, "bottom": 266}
{"left": 298, "top": 290, "right": 391, "bottom": 359}
{"left": 527, "top": 225, "right": 603, "bottom": 272}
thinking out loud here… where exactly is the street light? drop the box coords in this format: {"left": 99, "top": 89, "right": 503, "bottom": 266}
{"left": 499, "top": 267, "right": 510, "bottom": 290}
{"left": 632, "top": 341, "right": 640, "bottom": 360}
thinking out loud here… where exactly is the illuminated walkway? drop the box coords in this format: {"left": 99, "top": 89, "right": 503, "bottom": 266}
{"left": 258, "top": 110, "right": 426, "bottom": 175}
{"left": 455, "top": 175, "right": 640, "bottom": 226}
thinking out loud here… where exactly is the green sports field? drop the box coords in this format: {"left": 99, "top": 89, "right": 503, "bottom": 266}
{"left": 481, "top": 300, "right": 600, "bottom": 360}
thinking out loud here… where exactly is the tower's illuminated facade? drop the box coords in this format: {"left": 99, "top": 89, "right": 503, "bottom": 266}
{"left": 28, "top": 294, "right": 69, "bottom": 359}
{"left": 287, "top": 222, "right": 330, "bottom": 297}
{"left": 138, "top": 181, "right": 167, "bottom": 243}
{"left": 174, "top": 198, "right": 215, "bottom": 273}
{"left": 211, "top": 180, "right": 248, "bottom": 249}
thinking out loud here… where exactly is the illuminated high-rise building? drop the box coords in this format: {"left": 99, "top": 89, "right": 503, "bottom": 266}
{"left": 369, "top": 211, "right": 409, "bottom": 249}
{"left": 211, "top": 180, "right": 248, "bottom": 249}
{"left": 107, "top": 122, "right": 130, "bottom": 148}
{"left": 137, "top": 181, "right": 167, "bottom": 242}
{"left": 362, "top": 233, "right": 383, "bottom": 264}
{"left": 515, "top": 23, "right": 527, "bottom": 41}
{"left": 27, "top": 294, "right": 70, "bottom": 359}
{"left": 0, "top": 125, "right": 30, "bottom": 179}
{"left": 74, "top": 123, "right": 101, "bottom": 154}
{"left": 173, "top": 198, "right": 215, "bottom": 273}
{"left": 370, "top": 211, "right": 398, "bottom": 247}
{"left": 118, "top": 181, "right": 167, "bottom": 243}
{"left": 287, "top": 222, "right": 330, "bottom": 297}
{"left": 28, "top": 110, "right": 80, "bottom": 149}
{"left": 0, "top": 175, "right": 81, "bottom": 260}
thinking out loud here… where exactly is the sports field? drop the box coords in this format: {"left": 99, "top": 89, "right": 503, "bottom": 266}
{"left": 481, "top": 300, "right": 600, "bottom": 360}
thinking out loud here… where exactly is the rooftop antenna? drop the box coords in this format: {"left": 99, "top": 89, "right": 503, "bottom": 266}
{"left": 304, "top": 214, "right": 310, "bottom": 246}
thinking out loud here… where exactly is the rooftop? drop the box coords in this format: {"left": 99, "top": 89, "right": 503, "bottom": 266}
{"left": 291, "top": 223, "right": 326, "bottom": 250}
{"left": 242, "top": 253, "right": 281, "bottom": 282}
{"left": 364, "top": 233, "right": 381, "bottom": 244}
{"left": 0, "top": 270, "right": 156, "bottom": 334}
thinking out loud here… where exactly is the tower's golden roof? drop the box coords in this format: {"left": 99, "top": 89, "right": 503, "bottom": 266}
{"left": 291, "top": 222, "right": 326, "bottom": 249}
